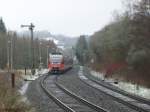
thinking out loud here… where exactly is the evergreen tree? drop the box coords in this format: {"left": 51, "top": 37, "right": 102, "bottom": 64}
{"left": 75, "top": 35, "right": 89, "bottom": 65}
{"left": 0, "top": 18, "right": 6, "bottom": 33}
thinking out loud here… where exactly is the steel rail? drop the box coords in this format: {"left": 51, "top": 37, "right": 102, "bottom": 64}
{"left": 55, "top": 76, "right": 109, "bottom": 112}
{"left": 79, "top": 71, "right": 150, "bottom": 112}
{"left": 40, "top": 75, "right": 75, "bottom": 112}
{"left": 85, "top": 71, "right": 150, "bottom": 105}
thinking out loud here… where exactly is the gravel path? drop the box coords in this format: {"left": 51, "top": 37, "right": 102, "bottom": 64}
{"left": 57, "top": 67, "right": 138, "bottom": 112}
{"left": 26, "top": 75, "right": 64, "bottom": 112}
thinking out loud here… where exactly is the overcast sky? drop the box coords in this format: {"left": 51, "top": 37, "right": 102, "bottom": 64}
{"left": 0, "top": 0, "right": 123, "bottom": 37}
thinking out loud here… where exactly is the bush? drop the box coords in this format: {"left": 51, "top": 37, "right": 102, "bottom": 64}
{"left": 0, "top": 74, "right": 33, "bottom": 112}
{"left": 127, "top": 48, "right": 150, "bottom": 70}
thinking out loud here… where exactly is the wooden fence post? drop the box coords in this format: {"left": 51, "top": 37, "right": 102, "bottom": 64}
{"left": 11, "top": 73, "right": 15, "bottom": 88}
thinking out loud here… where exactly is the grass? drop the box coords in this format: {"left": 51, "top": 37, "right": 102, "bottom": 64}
{"left": 90, "top": 63, "right": 150, "bottom": 88}
{"left": 0, "top": 73, "right": 34, "bottom": 112}
{"left": 112, "top": 68, "right": 150, "bottom": 88}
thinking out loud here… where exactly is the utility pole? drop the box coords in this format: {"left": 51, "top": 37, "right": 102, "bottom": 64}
{"left": 7, "top": 32, "right": 15, "bottom": 88}
{"left": 10, "top": 35, "right": 13, "bottom": 71}
{"left": 21, "top": 23, "right": 35, "bottom": 75}
{"left": 7, "top": 40, "right": 11, "bottom": 72}
{"left": 7, "top": 31, "right": 14, "bottom": 72}
{"left": 148, "top": 0, "right": 150, "bottom": 14}
{"left": 39, "top": 41, "right": 42, "bottom": 67}
{"left": 47, "top": 45, "right": 49, "bottom": 67}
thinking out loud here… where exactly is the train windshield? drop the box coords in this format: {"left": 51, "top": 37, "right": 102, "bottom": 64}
{"left": 50, "top": 54, "right": 63, "bottom": 63}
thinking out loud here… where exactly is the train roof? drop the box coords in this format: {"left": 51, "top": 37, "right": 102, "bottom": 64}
{"left": 50, "top": 52, "right": 62, "bottom": 55}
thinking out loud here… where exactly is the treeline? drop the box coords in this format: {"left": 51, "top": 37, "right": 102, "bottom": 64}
{"left": 0, "top": 18, "right": 56, "bottom": 69}
{"left": 76, "top": 0, "right": 150, "bottom": 77}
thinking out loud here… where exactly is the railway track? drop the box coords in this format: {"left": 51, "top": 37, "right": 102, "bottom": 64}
{"left": 40, "top": 74, "right": 109, "bottom": 112}
{"left": 78, "top": 67, "right": 150, "bottom": 112}
{"left": 84, "top": 68, "right": 150, "bottom": 105}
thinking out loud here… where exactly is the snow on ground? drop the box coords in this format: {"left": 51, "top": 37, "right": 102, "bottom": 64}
{"left": 18, "top": 81, "right": 31, "bottom": 103}
{"left": 90, "top": 71, "right": 115, "bottom": 83}
{"left": 90, "top": 71, "right": 104, "bottom": 80}
{"left": 0, "top": 70, "right": 4, "bottom": 72}
{"left": 38, "top": 69, "right": 49, "bottom": 75}
{"left": 90, "top": 70, "right": 150, "bottom": 100}
{"left": 23, "top": 69, "right": 49, "bottom": 81}
{"left": 19, "top": 68, "right": 48, "bottom": 95}
{"left": 19, "top": 82, "right": 30, "bottom": 95}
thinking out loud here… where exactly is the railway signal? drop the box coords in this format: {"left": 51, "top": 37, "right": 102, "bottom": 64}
{"left": 21, "top": 23, "right": 35, "bottom": 75}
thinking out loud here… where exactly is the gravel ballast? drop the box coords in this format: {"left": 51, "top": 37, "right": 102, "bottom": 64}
{"left": 57, "top": 67, "right": 138, "bottom": 112}
{"left": 26, "top": 75, "right": 64, "bottom": 112}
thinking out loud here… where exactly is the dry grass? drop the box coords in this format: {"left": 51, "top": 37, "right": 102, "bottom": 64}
{"left": 112, "top": 69, "right": 150, "bottom": 88}
{"left": 0, "top": 73, "right": 34, "bottom": 112}
{"left": 91, "top": 63, "right": 150, "bottom": 88}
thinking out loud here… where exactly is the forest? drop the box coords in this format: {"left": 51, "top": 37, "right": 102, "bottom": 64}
{"left": 0, "top": 18, "right": 56, "bottom": 70}
{"left": 75, "top": 0, "right": 150, "bottom": 87}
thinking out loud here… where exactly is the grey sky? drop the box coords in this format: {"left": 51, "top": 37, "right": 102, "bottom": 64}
{"left": 0, "top": 0, "right": 123, "bottom": 37}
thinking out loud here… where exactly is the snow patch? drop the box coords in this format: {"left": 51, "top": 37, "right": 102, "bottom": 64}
{"left": 19, "top": 82, "right": 30, "bottom": 95}
{"left": 90, "top": 70, "right": 150, "bottom": 100}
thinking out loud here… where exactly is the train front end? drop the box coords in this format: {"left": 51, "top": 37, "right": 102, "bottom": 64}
{"left": 48, "top": 53, "right": 64, "bottom": 73}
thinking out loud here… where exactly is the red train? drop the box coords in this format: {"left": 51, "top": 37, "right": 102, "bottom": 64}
{"left": 48, "top": 52, "right": 73, "bottom": 73}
